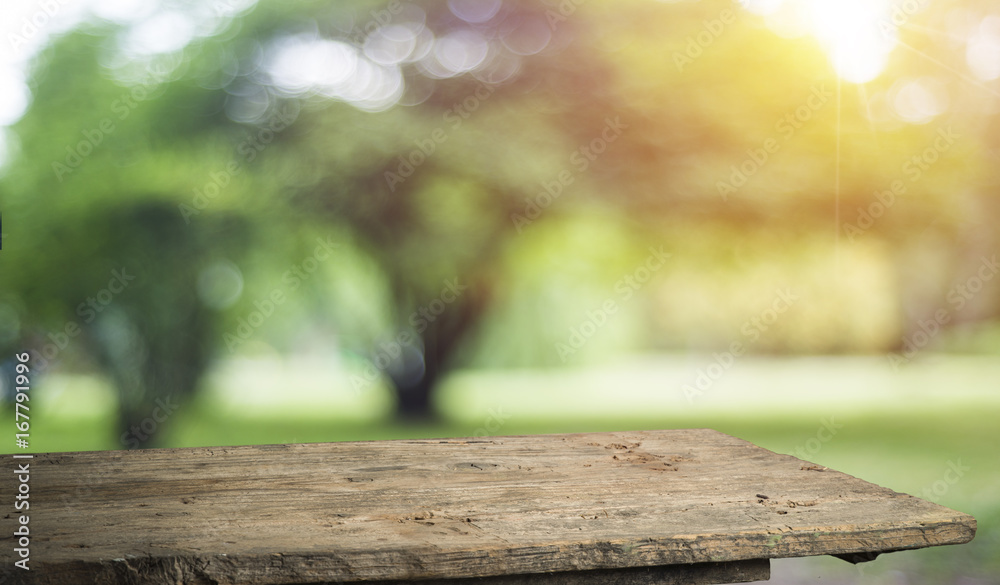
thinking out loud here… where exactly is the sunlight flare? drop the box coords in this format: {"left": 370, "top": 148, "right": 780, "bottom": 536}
{"left": 745, "top": 0, "right": 897, "bottom": 83}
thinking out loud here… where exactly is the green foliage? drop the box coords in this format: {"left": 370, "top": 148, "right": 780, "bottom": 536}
{"left": 1, "top": 0, "right": 999, "bottom": 430}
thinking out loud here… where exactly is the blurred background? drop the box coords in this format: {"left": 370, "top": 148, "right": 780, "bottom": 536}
{"left": 0, "top": 0, "right": 998, "bottom": 582}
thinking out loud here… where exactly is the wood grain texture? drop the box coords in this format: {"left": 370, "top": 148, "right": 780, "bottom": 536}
{"left": 0, "top": 429, "right": 976, "bottom": 584}
{"left": 310, "top": 559, "right": 770, "bottom": 585}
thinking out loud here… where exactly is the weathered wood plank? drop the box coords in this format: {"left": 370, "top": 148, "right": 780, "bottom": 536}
{"left": 0, "top": 429, "right": 976, "bottom": 584}
{"left": 2, "top": 559, "right": 770, "bottom": 585}
{"left": 303, "top": 559, "right": 770, "bottom": 585}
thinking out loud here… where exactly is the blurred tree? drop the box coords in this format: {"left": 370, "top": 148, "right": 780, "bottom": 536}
{"left": 261, "top": 0, "right": 623, "bottom": 417}
{"left": 0, "top": 0, "right": 624, "bottom": 428}
{"left": 2, "top": 0, "right": 999, "bottom": 440}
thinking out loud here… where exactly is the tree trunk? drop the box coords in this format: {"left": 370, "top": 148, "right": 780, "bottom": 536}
{"left": 388, "top": 282, "right": 487, "bottom": 421}
{"left": 392, "top": 357, "right": 439, "bottom": 420}
{"left": 96, "top": 305, "right": 210, "bottom": 449}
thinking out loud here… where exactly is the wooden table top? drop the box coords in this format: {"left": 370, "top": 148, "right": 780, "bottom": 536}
{"left": 1, "top": 429, "right": 976, "bottom": 584}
